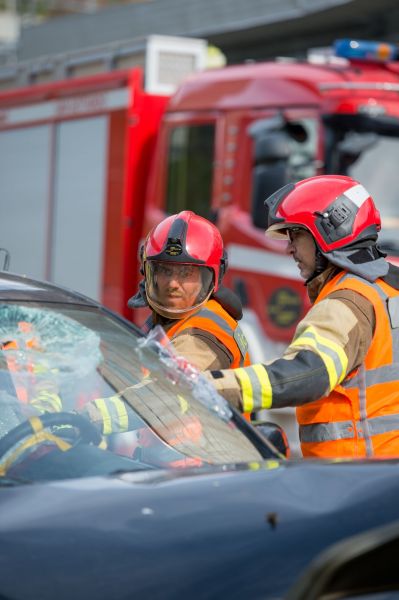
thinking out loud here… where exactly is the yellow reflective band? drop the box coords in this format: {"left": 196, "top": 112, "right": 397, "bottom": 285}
{"left": 29, "top": 416, "right": 44, "bottom": 434}
{"left": 265, "top": 460, "right": 280, "bottom": 470}
{"left": 252, "top": 364, "right": 273, "bottom": 409}
{"left": 94, "top": 398, "right": 113, "bottom": 435}
{"left": 0, "top": 420, "right": 71, "bottom": 476}
{"left": 27, "top": 417, "right": 71, "bottom": 452}
{"left": 31, "top": 431, "right": 71, "bottom": 452}
{"left": 235, "top": 368, "right": 254, "bottom": 414}
{"left": 35, "top": 392, "right": 62, "bottom": 412}
{"left": 178, "top": 394, "right": 189, "bottom": 414}
{"left": 248, "top": 462, "right": 261, "bottom": 471}
{"left": 292, "top": 335, "right": 336, "bottom": 389}
{"left": 291, "top": 326, "right": 348, "bottom": 390}
{"left": 110, "top": 396, "right": 129, "bottom": 432}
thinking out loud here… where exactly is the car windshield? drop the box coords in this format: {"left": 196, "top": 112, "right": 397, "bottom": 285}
{"left": 0, "top": 301, "right": 266, "bottom": 483}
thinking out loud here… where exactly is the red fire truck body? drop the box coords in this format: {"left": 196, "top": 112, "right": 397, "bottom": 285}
{"left": 0, "top": 68, "right": 168, "bottom": 317}
{"left": 142, "top": 46, "right": 399, "bottom": 358}
{"left": 1, "top": 39, "right": 399, "bottom": 365}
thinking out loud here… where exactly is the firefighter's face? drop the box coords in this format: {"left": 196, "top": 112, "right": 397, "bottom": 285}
{"left": 150, "top": 263, "right": 204, "bottom": 310}
{"left": 286, "top": 227, "right": 316, "bottom": 280}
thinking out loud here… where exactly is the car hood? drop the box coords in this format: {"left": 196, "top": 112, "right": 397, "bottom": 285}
{"left": 1, "top": 459, "right": 399, "bottom": 599}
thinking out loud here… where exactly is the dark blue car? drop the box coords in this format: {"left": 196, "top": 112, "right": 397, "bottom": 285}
{"left": 0, "top": 271, "right": 398, "bottom": 600}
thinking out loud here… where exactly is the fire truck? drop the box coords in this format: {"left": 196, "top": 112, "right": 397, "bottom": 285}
{"left": 1, "top": 37, "right": 399, "bottom": 360}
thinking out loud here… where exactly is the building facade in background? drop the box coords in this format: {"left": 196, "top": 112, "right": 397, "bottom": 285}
{"left": 1, "top": 0, "right": 399, "bottom": 76}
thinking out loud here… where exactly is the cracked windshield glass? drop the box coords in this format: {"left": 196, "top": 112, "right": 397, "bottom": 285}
{"left": 0, "top": 302, "right": 263, "bottom": 482}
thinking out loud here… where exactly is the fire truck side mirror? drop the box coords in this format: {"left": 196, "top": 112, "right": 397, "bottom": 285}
{"left": 250, "top": 131, "right": 291, "bottom": 230}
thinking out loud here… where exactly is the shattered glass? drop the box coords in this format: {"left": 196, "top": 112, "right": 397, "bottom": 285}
{"left": 0, "top": 300, "right": 265, "bottom": 480}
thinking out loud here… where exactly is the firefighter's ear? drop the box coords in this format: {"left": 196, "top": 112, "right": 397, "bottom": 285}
{"left": 219, "top": 249, "right": 228, "bottom": 284}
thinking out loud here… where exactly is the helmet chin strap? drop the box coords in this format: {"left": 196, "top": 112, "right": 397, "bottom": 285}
{"left": 305, "top": 242, "right": 329, "bottom": 285}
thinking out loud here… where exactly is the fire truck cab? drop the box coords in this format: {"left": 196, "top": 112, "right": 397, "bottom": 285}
{"left": 141, "top": 38, "right": 399, "bottom": 363}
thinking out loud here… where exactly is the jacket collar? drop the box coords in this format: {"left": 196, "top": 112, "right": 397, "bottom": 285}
{"left": 306, "top": 265, "right": 340, "bottom": 304}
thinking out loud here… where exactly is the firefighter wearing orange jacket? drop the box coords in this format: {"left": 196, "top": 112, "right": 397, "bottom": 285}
{"left": 84, "top": 211, "right": 252, "bottom": 457}
{"left": 204, "top": 175, "right": 399, "bottom": 459}
{"left": 1, "top": 321, "right": 61, "bottom": 414}
{"left": 128, "top": 210, "right": 250, "bottom": 371}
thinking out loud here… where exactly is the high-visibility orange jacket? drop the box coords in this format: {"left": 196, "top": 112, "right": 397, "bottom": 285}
{"left": 2, "top": 332, "right": 39, "bottom": 403}
{"left": 297, "top": 271, "right": 399, "bottom": 458}
{"left": 2, "top": 323, "right": 61, "bottom": 411}
{"left": 167, "top": 298, "right": 251, "bottom": 369}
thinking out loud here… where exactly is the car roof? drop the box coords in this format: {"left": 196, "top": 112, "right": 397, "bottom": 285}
{"left": 0, "top": 270, "right": 99, "bottom": 306}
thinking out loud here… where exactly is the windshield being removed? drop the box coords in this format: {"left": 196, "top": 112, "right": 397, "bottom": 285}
{"left": 0, "top": 302, "right": 263, "bottom": 482}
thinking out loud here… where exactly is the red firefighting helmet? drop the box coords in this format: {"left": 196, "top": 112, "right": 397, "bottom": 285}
{"left": 265, "top": 175, "right": 381, "bottom": 253}
{"left": 143, "top": 211, "right": 227, "bottom": 319}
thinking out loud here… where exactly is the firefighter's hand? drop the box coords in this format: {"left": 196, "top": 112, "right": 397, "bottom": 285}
{"left": 31, "top": 391, "right": 62, "bottom": 414}
{"left": 202, "top": 369, "right": 243, "bottom": 411}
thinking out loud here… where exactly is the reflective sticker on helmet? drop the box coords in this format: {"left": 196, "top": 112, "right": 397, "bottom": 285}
{"left": 165, "top": 244, "right": 182, "bottom": 256}
{"left": 343, "top": 184, "right": 369, "bottom": 207}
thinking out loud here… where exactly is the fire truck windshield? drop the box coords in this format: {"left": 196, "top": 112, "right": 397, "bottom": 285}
{"left": 347, "top": 134, "right": 399, "bottom": 254}
{"left": 324, "top": 112, "right": 399, "bottom": 255}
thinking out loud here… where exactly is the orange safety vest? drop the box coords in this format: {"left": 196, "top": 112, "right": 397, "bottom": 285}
{"left": 166, "top": 298, "right": 251, "bottom": 369}
{"left": 297, "top": 271, "right": 399, "bottom": 458}
{"left": 2, "top": 324, "right": 40, "bottom": 403}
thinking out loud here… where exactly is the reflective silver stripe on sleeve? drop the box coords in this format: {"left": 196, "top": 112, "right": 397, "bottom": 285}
{"left": 244, "top": 367, "right": 267, "bottom": 412}
{"left": 104, "top": 396, "right": 127, "bottom": 433}
{"left": 300, "top": 413, "right": 399, "bottom": 443}
{"left": 295, "top": 329, "right": 346, "bottom": 383}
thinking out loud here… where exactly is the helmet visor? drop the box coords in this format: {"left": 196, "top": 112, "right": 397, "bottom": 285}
{"left": 145, "top": 261, "right": 214, "bottom": 319}
{"left": 266, "top": 222, "right": 305, "bottom": 240}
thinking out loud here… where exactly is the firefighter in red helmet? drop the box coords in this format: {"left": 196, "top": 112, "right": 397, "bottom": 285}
{"left": 205, "top": 175, "right": 399, "bottom": 459}
{"left": 129, "top": 211, "right": 250, "bottom": 371}
{"left": 86, "top": 212, "right": 251, "bottom": 459}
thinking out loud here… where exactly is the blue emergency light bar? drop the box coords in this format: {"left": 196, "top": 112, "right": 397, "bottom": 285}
{"left": 334, "top": 39, "right": 399, "bottom": 63}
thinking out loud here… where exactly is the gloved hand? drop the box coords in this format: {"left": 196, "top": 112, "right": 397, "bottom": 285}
{"left": 202, "top": 369, "right": 243, "bottom": 411}
{"left": 31, "top": 391, "right": 62, "bottom": 414}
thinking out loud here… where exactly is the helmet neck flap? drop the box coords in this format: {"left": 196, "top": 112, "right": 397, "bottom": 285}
{"left": 322, "top": 240, "right": 389, "bottom": 282}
